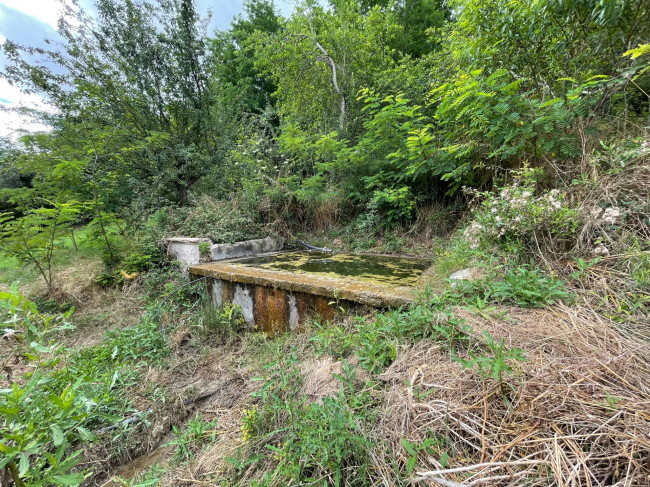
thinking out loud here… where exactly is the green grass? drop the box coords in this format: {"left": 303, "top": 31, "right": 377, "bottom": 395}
{"left": 0, "top": 254, "right": 25, "bottom": 287}
{"left": 0, "top": 224, "right": 120, "bottom": 288}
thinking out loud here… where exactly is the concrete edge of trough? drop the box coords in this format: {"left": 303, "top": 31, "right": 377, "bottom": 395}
{"left": 188, "top": 262, "right": 418, "bottom": 309}
{"left": 210, "top": 237, "right": 284, "bottom": 261}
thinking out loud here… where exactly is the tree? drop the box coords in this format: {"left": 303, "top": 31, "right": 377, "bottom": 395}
{"left": 211, "top": 0, "right": 282, "bottom": 116}
{"left": 0, "top": 202, "right": 82, "bottom": 291}
{"left": 253, "top": 0, "right": 401, "bottom": 135}
{"left": 2, "top": 0, "right": 239, "bottom": 208}
{"left": 448, "top": 0, "right": 650, "bottom": 99}
{"left": 358, "top": 0, "right": 449, "bottom": 58}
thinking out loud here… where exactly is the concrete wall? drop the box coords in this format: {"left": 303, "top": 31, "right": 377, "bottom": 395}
{"left": 166, "top": 238, "right": 211, "bottom": 275}
{"left": 210, "top": 237, "right": 283, "bottom": 261}
{"left": 167, "top": 237, "right": 283, "bottom": 274}
{"left": 208, "top": 277, "right": 345, "bottom": 334}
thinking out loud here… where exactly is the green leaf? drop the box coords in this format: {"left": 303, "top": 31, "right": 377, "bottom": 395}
{"left": 51, "top": 425, "right": 65, "bottom": 446}
{"left": 75, "top": 426, "right": 97, "bottom": 442}
{"left": 622, "top": 44, "right": 650, "bottom": 59}
{"left": 406, "top": 454, "right": 417, "bottom": 474}
{"left": 51, "top": 473, "right": 85, "bottom": 486}
{"left": 30, "top": 341, "right": 54, "bottom": 354}
{"left": 19, "top": 453, "right": 30, "bottom": 476}
{"left": 401, "top": 438, "right": 416, "bottom": 456}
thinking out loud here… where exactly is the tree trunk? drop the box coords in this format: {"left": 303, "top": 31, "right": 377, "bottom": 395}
{"left": 70, "top": 229, "right": 78, "bottom": 251}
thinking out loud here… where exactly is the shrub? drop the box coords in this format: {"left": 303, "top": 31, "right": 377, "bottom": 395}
{"left": 465, "top": 167, "right": 581, "bottom": 256}
{"left": 270, "top": 370, "right": 375, "bottom": 486}
{"left": 0, "top": 375, "right": 94, "bottom": 487}
{"left": 149, "top": 196, "right": 264, "bottom": 244}
{"left": 457, "top": 331, "right": 527, "bottom": 397}
{"left": 0, "top": 287, "right": 156, "bottom": 486}
{"left": 198, "top": 301, "right": 246, "bottom": 343}
{"left": 312, "top": 300, "right": 471, "bottom": 374}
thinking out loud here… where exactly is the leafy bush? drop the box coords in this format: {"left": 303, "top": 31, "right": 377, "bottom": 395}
{"left": 454, "top": 265, "right": 569, "bottom": 308}
{"left": 0, "top": 376, "right": 94, "bottom": 487}
{"left": 312, "top": 300, "right": 470, "bottom": 373}
{"left": 428, "top": 69, "right": 591, "bottom": 183}
{"left": 1, "top": 287, "right": 172, "bottom": 486}
{"left": 464, "top": 167, "right": 581, "bottom": 255}
{"left": 249, "top": 347, "right": 304, "bottom": 437}
{"left": 268, "top": 365, "right": 375, "bottom": 486}
{"left": 122, "top": 252, "right": 156, "bottom": 273}
{"left": 1, "top": 284, "right": 75, "bottom": 362}
{"left": 149, "top": 196, "right": 264, "bottom": 244}
{"left": 457, "top": 331, "right": 527, "bottom": 396}
{"left": 198, "top": 301, "right": 246, "bottom": 343}
{"left": 0, "top": 287, "right": 126, "bottom": 486}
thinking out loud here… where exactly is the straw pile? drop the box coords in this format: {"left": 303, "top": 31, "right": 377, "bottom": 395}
{"left": 378, "top": 303, "right": 650, "bottom": 486}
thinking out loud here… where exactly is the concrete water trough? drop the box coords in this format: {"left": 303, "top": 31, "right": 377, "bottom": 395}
{"left": 189, "top": 251, "right": 434, "bottom": 334}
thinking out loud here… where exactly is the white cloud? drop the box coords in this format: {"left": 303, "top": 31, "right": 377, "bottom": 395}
{"left": 0, "top": 0, "right": 63, "bottom": 30}
{"left": 0, "top": 79, "right": 54, "bottom": 139}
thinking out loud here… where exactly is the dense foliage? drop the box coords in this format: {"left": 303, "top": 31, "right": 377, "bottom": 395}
{"left": 0, "top": 1, "right": 649, "bottom": 483}
{"left": 0, "top": 0, "right": 648, "bottom": 235}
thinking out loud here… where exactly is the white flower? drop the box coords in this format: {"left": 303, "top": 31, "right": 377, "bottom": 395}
{"left": 491, "top": 208, "right": 498, "bottom": 213}
{"left": 495, "top": 216, "right": 502, "bottom": 222}
{"left": 593, "top": 244, "right": 610, "bottom": 256}
{"left": 521, "top": 190, "right": 532, "bottom": 198}
{"left": 552, "top": 201, "right": 562, "bottom": 209}
{"left": 601, "top": 207, "right": 621, "bottom": 225}
{"left": 514, "top": 216, "right": 521, "bottom": 222}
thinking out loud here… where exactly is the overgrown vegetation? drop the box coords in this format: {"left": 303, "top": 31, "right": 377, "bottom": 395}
{"left": 0, "top": 0, "right": 648, "bottom": 485}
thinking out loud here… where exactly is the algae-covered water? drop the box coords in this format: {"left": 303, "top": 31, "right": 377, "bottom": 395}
{"left": 235, "top": 251, "right": 432, "bottom": 286}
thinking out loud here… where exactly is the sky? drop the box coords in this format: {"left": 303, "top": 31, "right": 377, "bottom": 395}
{"left": 0, "top": 0, "right": 294, "bottom": 139}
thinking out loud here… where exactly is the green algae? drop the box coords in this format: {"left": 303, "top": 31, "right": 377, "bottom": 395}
{"left": 234, "top": 251, "right": 432, "bottom": 287}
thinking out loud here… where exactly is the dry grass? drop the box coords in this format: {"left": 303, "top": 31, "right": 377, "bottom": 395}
{"left": 104, "top": 296, "right": 649, "bottom": 486}
{"left": 378, "top": 303, "right": 650, "bottom": 486}
{"left": 576, "top": 152, "right": 650, "bottom": 257}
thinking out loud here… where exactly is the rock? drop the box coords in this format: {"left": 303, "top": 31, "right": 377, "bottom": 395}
{"left": 150, "top": 416, "right": 170, "bottom": 442}
{"left": 449, "top": 267, "right": 482, "bottom": 285}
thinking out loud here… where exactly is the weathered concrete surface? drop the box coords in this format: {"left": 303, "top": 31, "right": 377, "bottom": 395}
{"left": 207, "top": 277, "right": 341, "bottom": 334}
{"left": 210, "top": 237, "right": 283, "bottom": 261}
{"left": 192, "top": 251, "right": 434, "bottom": 334}
{"left": 191, "top": 256, "right": 429, "bottom": 309}
{"left": 167, "top": 237, "right": 212, "bottom": 274}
